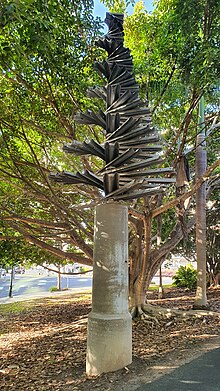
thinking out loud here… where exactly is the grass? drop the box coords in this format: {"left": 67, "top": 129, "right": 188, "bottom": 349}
{"left": 0, "top": 300, "right": 35, "bottom": 315}
{"left": 49, "top": 286, "right": 60, "bottom": 292}
{"left": 148, "top": 284, "right": 173, "bottom": 291}
{"left": 0, "top": 292, "right": 92, "bottom": 315}
{"left": 0, "top": 286, "right": 177, "bottom": 316}
{"left": 0, "top": 286, "right": 177, "bottom": 315}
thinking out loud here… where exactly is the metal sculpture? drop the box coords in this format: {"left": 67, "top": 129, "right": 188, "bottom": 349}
{"left": 50, "top": 12, "right": 175, "bottom": 199}
{"left": 49, "top": 13, "right": 176, "bottom": 375}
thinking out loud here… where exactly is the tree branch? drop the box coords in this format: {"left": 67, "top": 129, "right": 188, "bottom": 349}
{"left": 152, "top": 64, "right": 176, "bottom": 114}
{"left": 2, "top": 215, "right": 68, "bottom": 229}
{"left": 152, "top": 159, "right": 220, "bottom": 218}
{"left": 42, "top": 264, "right": 93, "bottom": 275}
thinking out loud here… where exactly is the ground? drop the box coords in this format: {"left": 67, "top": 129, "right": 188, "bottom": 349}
{"left": 0, "top": 287, "right": 220, "bottom": 391}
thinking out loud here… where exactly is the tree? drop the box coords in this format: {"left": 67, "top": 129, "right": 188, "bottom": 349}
{"left": 206, "top": 189, "right": 220, "bottom": 286}
{"left": 0, "top": 0, "right": 219, "bottom": 316}
{"left": 0, "top": 240, "right": 16, "bottom": 297}
{"left": 0, "top": 238, "right": 34, "bottom": 297}
{"left": 194, "top": 96, "right": 208, "bottom": 308}
{"left": 106, "top": 0, "right": 220, "bottom": 316}
{"left": 0, "top": 0, "right": 102, "bottom": 266}
{"left": 171, "top": 185, "right": 220, "bottom": 288}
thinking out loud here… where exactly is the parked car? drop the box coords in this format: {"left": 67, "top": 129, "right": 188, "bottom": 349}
{"left": 15, "top": 266, "right": 25, "bottom": 274}
{"left": 0, "top": 269, "right": 6, "bottom": 277}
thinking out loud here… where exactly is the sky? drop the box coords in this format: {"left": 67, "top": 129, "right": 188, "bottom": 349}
{"left": 93, "top": 0, "right": 154, "bottom": 19}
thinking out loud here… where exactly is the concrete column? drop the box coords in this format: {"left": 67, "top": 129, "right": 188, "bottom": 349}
{"left": 86, "top": 202, "right": 132, "bottom": 376}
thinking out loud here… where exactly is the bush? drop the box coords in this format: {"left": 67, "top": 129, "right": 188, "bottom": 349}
{"left": 172, "top": 265, "right": 197, "bottom": 290}
{"left": 49, "top": 286, "right": 59, "bottom": 292}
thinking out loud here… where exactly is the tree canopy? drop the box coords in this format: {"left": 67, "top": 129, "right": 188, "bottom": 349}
{"left": 0, "top": 0, "right": 103, "bottom": 266}
{"left": 0, "top": 0, "right": 219, "bottom": 284}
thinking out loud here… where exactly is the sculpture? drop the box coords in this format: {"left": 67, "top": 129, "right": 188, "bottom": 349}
{"left": 50, "top": 12, "right": 175, "bottom": 198}
{"left": 49, "top": 12, "right": 176, "bottom": 375}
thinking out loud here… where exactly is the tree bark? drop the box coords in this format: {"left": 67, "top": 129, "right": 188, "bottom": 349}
{"left": 129, "top": 218, "right": 144, "bottom": 307}
{"left": 9, "top": 267, "right": 14, "bottom": 298}
{"left": 194, "top": 96, "right": 208, "bottom": 309}
{"left": 158, "top": 266, "right": 164, "bottom": 299}
{"left": 57, "top": 265, "right": 61, "bottom": 290}
{"left": 157, "top": 196, "right": 164, "bottom": 299}
{"left": 129, "top": 212, "right": 153, "bottom": 317}
{"left": 129, "top": 215, "right": 196, "bottom": 317}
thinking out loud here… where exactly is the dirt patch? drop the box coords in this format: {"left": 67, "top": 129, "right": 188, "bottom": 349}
{"left": 0, "top": 288, "right": 219, "bottom": 390}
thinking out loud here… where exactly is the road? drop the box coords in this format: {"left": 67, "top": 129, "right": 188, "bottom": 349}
{"left": 137, "top": 346, "right": 220, "bottom": 391}
{"left": 0, "top": 272, "right": 172, "bottom": 303}
{"left": 0, "top": 273, "right": 92, "bottom": 301}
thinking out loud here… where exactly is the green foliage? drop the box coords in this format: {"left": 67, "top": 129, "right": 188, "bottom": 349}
{"left": 0, "top": 238, "right": 62, "bottom": 269}
{"left": 125, "top": 0, "right": 220, "bottom": 89}
{"left": 154, "top": 0, "right": 220, "bottom": 88}
{"left": 0, "top": 0, "right": 101, "bottom": 267}
{"left": 101, "top": 0, "right": 135, "bottom": 13}
{"left": 172, "top": 265, "right": 197, "bottom": 290}
{"left": 171, "top": 188, "right": 219, "bottom": 284}
{"left": 49, "top": 286, "right": 59, "bottom": 292}
{"left": 0, "top": 0, "right": 219, "bottom": 276}
{"left": 124, "top": 0, "right": 220, "bottom": 155}
{"left": 122, "top": 1, "right": 220, "bottom": 271}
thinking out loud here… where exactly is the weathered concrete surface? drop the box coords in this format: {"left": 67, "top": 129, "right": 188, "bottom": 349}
{"left": 86, "top": 203, "right": 132, "bottom": 375}
{"left": 87, "top": 312, "right": 132, "bottom": 374}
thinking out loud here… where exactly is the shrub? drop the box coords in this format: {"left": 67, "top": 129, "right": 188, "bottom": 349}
{"left": 172, "top": 265, "right": 197, "bottom": 290}
{"left": 49, "top": 286, "right": 59, "bottom": 292}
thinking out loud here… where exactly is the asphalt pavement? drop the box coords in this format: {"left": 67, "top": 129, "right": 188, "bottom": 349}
{"left": 0, "top": 273, "right": 172, "bottom": 304}
{"left": 0, "top": 273, "right": 92, "bottom": 303}
{"left": 137, "top": 346, "right": 220, "bottom": 391}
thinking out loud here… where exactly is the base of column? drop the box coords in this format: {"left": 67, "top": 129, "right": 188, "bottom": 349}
{"left": 86, "top": 311, "right": 132, "bottom": 376}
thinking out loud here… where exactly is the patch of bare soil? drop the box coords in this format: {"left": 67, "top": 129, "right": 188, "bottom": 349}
{"left": 0, "top": 288, "right": 219, "bottom": 391}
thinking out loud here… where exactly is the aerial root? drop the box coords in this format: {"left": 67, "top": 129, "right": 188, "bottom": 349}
{"left": 138, "top": 305, "right": 159, "bottom": 325}
{"left": 130, "top": 305, "right": 159, "bottom": 325}
{"left": 130, "top": 303, "right": 220, "bottom": 322}
{"left": 130, "top": 306, "right": 138, "bottom": 319}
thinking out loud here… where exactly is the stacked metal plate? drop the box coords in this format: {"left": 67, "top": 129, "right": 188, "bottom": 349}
{"left": 50, "top": 12, "right": 175, "bottom": 200}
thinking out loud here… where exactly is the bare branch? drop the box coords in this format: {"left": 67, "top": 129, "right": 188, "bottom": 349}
{"left": 42, "top": 264, "right": 93, "bottom": 275}
{"left": 0, "top": 236, "right": 22, "bottom": 241}
{"left": 21, "top": 118, "right": 72, "bottom": 140}
{"left": 2, "top": 215, "right": 68, "bottom": 229}
{"left": 152, "top": 159, "right": 220, "bottom": 218}
{"left": 152, "top": 64, "right": 176, "bottom": 114}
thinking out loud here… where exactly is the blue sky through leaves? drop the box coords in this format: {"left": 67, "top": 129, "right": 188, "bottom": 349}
{"left": 93, "top": 0, "right": 154, "bottom": 19}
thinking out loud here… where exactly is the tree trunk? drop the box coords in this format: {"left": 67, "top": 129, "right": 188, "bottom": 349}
{"left": 129, "top": 218, "right": 144, "bottom": 307}
{"left": 157, "top": 198, "right": 164, "bottom": 299}
{"left": 57, "top": 265, "right": 61, "bottom": 290}
{"left": 130, "top": 212, "right": 153, "bottom": 317}
{"left": 129, "top": 216, "right": 196, "bottom": 318}
{"left": 194, "top": 96, "right": 208, "bottom": 309}
{"left": 9, "top": 267, "right": 14, "bottom": 298}
{"left": 158, "top": 266, "right": 164, "bottom": 299}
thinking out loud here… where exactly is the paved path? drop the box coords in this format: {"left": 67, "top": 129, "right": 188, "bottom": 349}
{"left": 137, "top": 346, "right": 220, "bottom": 391}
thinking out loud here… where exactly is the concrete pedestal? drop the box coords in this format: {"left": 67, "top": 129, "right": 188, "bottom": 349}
{"left": 86, "top": 203, "right": 132, "bottom": 375}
